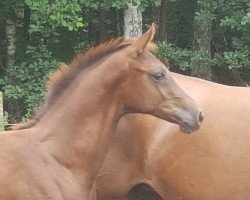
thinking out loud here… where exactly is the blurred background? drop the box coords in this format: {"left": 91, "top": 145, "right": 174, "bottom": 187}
{"left": 0, "top": 0, "right": 249, "bottom": 125}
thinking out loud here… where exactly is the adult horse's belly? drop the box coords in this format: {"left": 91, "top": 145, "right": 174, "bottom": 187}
{"left": 97, "top": 104, "right": 250, "bottom": 199}
{"left": 149, "top": 100, "right": 250, "bottom": 200}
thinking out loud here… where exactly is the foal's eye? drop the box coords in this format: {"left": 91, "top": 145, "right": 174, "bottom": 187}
{"left": 153, "top": 71, "right": 166, "bottom": 81}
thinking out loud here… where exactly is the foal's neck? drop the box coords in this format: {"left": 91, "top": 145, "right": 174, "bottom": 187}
{"left": 36, "top": 60, "right": 125, "bottom": 187}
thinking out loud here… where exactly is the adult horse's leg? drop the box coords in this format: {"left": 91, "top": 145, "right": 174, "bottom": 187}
{"left": 127, "top": 183, "right": 163, "bottom": 200}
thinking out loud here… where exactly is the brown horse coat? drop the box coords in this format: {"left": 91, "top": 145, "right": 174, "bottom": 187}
{"left": 96, "top": 73, "right": 250, "bottom": 200}
{"left": 1, "top": 26, "right": 202, "bottom": 199}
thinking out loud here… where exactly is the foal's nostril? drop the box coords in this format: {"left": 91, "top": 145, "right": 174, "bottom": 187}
{"left": 199, "top": 112, "right": 204, "bottom": 123}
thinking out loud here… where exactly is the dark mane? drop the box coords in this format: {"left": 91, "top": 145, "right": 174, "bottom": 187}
{"left": 47, "top": 38, "right": 128, "bottom": 108}
{"left": 11, "top": 38, "right": 131, "bottom": 130}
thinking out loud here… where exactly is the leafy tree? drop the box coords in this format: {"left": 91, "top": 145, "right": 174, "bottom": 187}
{"left": 1, "top": 45, "right": 59, "bottom": 118}
{"left": 26, "top": 0, "right": 85, "bottom": 42}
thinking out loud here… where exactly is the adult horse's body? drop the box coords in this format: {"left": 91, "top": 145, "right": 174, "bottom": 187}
{"left": 96, "top": 73, "right": 250, "bottom": 200}
{"left": 1, "top": 26, "right": 202, "bottom": 199}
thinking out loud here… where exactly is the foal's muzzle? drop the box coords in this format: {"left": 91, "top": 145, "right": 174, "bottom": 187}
{"left": 180, "top": 111, "right": 203, "bottom": 134}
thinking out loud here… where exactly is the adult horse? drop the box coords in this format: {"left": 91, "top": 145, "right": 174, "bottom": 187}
{"left": 2, "top": 25, "right": 202, "bottom": 199}
{"left": 96, "top": 73, "right": 250, "bottom": 200}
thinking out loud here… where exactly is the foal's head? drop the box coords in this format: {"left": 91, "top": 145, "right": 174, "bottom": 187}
{"left": 116, "top": 25, "right": 203, "bottom": 133}
{"left": 11, "top": 25, "right": 203, "bottom": 134}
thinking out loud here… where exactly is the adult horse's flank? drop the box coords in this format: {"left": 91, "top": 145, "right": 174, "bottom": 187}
{"left": 2, "top": 25, "right": 202, "bottom": 199}
{"left": 96, "top": 73, "right": 250, "bottom": 200}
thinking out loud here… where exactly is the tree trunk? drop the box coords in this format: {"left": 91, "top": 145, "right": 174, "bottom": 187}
{"left": 99, "top": 9, "right": 108, "bottom": 43}
{"left": 158, "top": 0, "right": 167, "bottom": 42}
{"left": 5, "top": 10, "right": 23, "bottom": 124}
{"left": 150, "top": 1, "right": 160, "bottom": 40}
{"left": 151, "top": 3, "right": 160, "bottom": 26}
{"left": 124, "top": 1, "right": 142, "bottom": 39}
{"left": 115, "top": 9, "right": 123, "bottom": 36}
{"left": 191, "top": 4, "right": 212, "bottom": 80}
{"left": 5, "top": 17, "right": 16, "bottom": 68}
{"left": 23, "top": 4, "right": 30, "bottom": 41}
{"left": 0, "top": 92, "right": 4, "bottom": 131}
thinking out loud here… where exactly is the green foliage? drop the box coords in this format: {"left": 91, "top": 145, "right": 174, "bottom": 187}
{"left": 162, "top": 0, "right": 250, "bottom": 73}
{"left": 137, "top": 0, "right": 161, "bottom": 11}
{"left": 80, "top": 0, "right": 161, "bottom": 11}
{"left": 26, "top": 0, "right": 85, "bottom": 38}
{"left": 81, "top": 0, "right": 126, "bottom": 10}
{"left": 157, "top": 40, "right": 249, "bottom": 72}
{"left": 157, "top": 42, "right": 218, "bottom": 71}
{"left": 0, "top": 0, "right": 24, "bottom": 21}
{"left": 195, "top": 0, "right": 216, "bottom": 21}
{"left": 165, "top": 1, "right": 195, "bottom": 48}
{"left": 0, "top": 45, "right": 59, "bottom": 115}
{"left": 224, "top": 46, "right": 250, "bottom": 69}
{"left": 219, "top": 0, "right": 250, "bottom": 30}
{"left": 214, "top": 0, "right": 250, "bottom": 70}
{"left": 157, "top": 42, "right": 194, "bottom": 70}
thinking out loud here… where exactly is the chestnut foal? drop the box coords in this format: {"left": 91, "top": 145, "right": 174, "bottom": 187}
{"left": 6, "top": 25, "right": 202, "bottom": 199}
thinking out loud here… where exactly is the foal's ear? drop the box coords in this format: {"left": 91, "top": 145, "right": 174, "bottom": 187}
{"left": 127, "top": 23, "right": 156, "bottom": 57}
